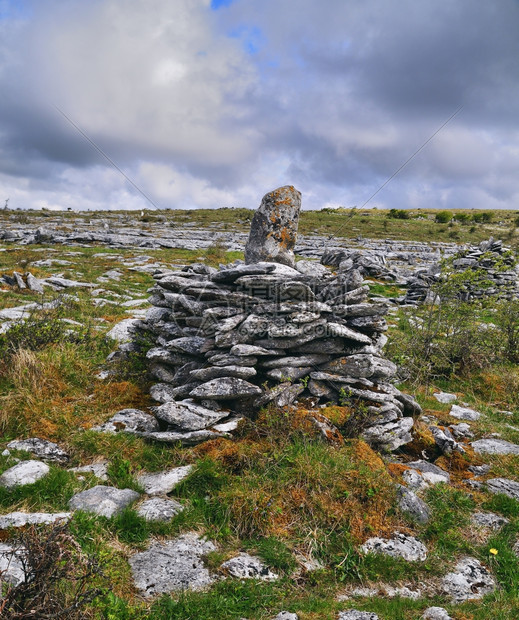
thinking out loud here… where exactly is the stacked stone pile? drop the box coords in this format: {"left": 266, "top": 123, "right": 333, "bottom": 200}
{"left": 321, "top": 248, "right": 398, "bottom": 281}
{"left": 403, "top": 238, "right": 519, "bottom": 305}
{"left": 135, "top": 186, "right": 420, "bottom": 451}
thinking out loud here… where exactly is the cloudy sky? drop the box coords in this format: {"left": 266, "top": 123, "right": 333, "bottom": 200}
{"left": 0, "top": 0, "right": 518, "bottom": 211}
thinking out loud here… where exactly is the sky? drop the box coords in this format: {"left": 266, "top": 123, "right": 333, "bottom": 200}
{"left": 0, "top": 0, "right": 518, "bottom": 212}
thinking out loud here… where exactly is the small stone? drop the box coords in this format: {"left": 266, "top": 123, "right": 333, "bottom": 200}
{"left": 190, "top": 377, "right": 262, "bottom": 400}
{"left": 433, "top": 392, "right": 457, "bottom": 404}
{"left": 69, "top": 485, "right": 140, "bottom": 518}
{"left": 321, "top": 354, "right": 397, "bottom": 380}
{"left": 0, "top": 511, "right": 71, "bottom": 529}
{"left": 154, "top": 400, "right": 229, "bottom": 431}
{"left": 397, "top": 485, "right": 430, "bottom": 523}
{"left": 6, "top": 438, "right": 69, "bottom": 463}
{"left": 449, "top": 423, "right": 473, "bottom": 439}
{"left": 129, "top": 533, "right": 216, "bottom": 596}
{"left": 471, "top": 511, "right": 509, "bottom": 530}
{"left": 189, "top": 365, "right": 256, "bottom": 381}
{"left": 360, "top": 533, "right": 427, "bottom": 562}
{"left": 69, "top": 462, "right": 109, "bottom": 481}
{"left": 442, "top": 557, "right": 495, "bottom": 602}
{"left": 137, "top": 498, "right": 184, "bottom": 521}
{"left": 0, "top": 542, "right": 26, "bottom": 586}
{"left": 449, "top": 404, "right": 481, "bottom": 421}
{"left": 105, "top": 318, "right": 140, "bottom": 342}
{"left": 468, "top": 464, "right": 490, "bottom": 476}
{"left": 362, "top": 418, "right": 414, "bottom": 451}
{"left": 472, "top": 438, "right": 519, "bottom": 455}
{"left": 139, "top": 429, "right": 229, "bottom": 445}
{"left": 150, "top": 383, "right": 180, "bottom": 403}
{"left": 136, "top": 465, "right": 193, "bottom": 495}
{"left": 220, "top": 553, "right": 278, "bottom": 580}
{"left": 421, "top": 607, "right": 452, "bottom": 620}
{"left": 406, "top": 460, "right": 450, "bottom": 485}
{"left": 338, "top": 612, "right": 379, "bottom": 620}
{"left": 92, "top": 409, "right": 159, "bottom": 434}
{"left": 431, "top": 426, "right": 465, "bottom": 455}
{"left": 0, "top": 460, "right": 50, "bottom": 488}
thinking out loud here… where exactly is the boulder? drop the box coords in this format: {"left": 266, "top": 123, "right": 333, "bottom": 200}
{"left": 69, "top": 485, "right": 140, "bottom": 518}
{"left": 360, "top": 533, "right": 427, "bottom": 562}
{"left": 136, "top": 465, "right": 193, "bottom": 495}
{"left": 220, "top": 553, "right": 278, "bottom": 580}
{"left": 0, "top": 460, "right": 50, "bottom": 488}
{"left": 442, "top": 557, "right": 495, "bottom": 602}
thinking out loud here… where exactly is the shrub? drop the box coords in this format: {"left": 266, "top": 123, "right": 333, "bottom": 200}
{"left": 435, "top": 211, "right": 453, "bottom": 224}
{"left": 388, "top": 208, "right": 410, "bottom": 220}
{"left": 472, "top": 211, "right": 494, "bottom": 223}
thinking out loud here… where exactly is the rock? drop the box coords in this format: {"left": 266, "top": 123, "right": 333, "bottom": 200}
{"left": 69, "top": 485, "right": 140, "bottom": 518}
{"left": 449, "top": 423, "right": 473, "bottom": 439}
{"left": 402, "top": 469, "right": 429, "bottom": 492}
{"left": 360, "top": 533, "right": 427, "bottom": 562}
{"left": 449, "top": 404, "right": 481, "bottom": 421}
{"left": 154, "top": 400, "right": 229, "bottom": 431}
{"left": 431, "top": 426, "right": 465, "bottom": 455}
{"left": 0, "top": 542, "right": 26, "bottom": 586}
{"left": 472, "top": 438, "right": 519, "bottom": 455}
{"left": 138, "top": 429, "right": 229, "bottom": 446}
{"left": 136, "top": 465, "right": 193, "bottom": 495}
{"left": 92, "top": 409, "right": 159, "bottom": 434}
{"left": 406, "top": 460, "right": 450, "bottom": 485}
{"left": 338, "top": 612, "right": 379, "bottom": 620}
{"left": 6, "top": 438, "right": 69, "bottom": 463}
{"left": 69, "top": 462, "right": 109, "bottom": 481}
{"left": 421, "top": 608, "right": 452, "bottom": 620}
{"left": 189, "top": 365, "right": 257, "bottom": 381}
{"left": 0, "top": 460, "right": 50, "bottom": 488}
{"left": 244, "top": 185, "right": 302, "bottom": 267}
{"left": 442, "top": 557, "right": 495, "bottom": 602}
{"left": 105, "top": 318, "right": 140, "bottom": 342}
{"left": 189, "top": 377, "right": 262, "bottom": 400}
{"left": 272, "top": 613, "right": 298, "bottom": 620}
{"left": 321, "top": 355, "right": 397, "bottom": 380}
{"left": 220, "top": 553, "right": 278, "bottom": 580}
{"left": 0, "top": 511, "right": 71, "bottom": 529}
{"left": 468, "top": 464, "right": 491, "bottom": 476}
{"left": 362, "top": 417, "right": 414, "bottom": 451}
{"left": 136, "top": 498, "right": 184, "bottom": 521}
{"left": 471, "top": 511, "right": 509, "bottom": 530}
{"left": 165, "top": 336, "right": 208, "bottom": 355}
{"left": 150, "top": 383, "right": 180, "bottom": 403}
{"left": 433, "top": 392, "right": 457, "bottom": 404}
{"left": 486, "top": 478, "right": 519, "bottom": 501}
{"left": 397, "top": 485, "right": 430, "bottom": 523}
{"left": 129, "top": 533, "right": 216, "bottom": 597}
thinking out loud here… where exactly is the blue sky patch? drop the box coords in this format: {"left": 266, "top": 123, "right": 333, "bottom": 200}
{"left": 210, "top": 0, "right": 234, "bottom": 10}
{"left": 229, "top": 24, "right": 264, "bottom": 55}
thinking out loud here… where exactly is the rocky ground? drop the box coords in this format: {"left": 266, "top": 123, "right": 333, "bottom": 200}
{"left": 1, "top": 208, "right": 519, "bottom": 618}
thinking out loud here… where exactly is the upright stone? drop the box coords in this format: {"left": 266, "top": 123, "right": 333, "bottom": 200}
{"left": 244, "top": 185, "right": 301, "bottom": 268}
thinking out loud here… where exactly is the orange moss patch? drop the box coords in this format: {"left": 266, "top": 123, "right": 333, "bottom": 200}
{"left": 401, "top": 422, "right": 437, "bottom": 460}
{"left": 387, "top": 463, "right": 411, "bottom": 479}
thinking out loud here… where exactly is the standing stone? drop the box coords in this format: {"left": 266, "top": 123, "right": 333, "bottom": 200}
{"left": 244, "top": 186, "right": 301, "bottom": 268}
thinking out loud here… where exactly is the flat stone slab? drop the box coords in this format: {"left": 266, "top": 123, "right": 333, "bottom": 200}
{"left": 6, "top": 438, "right": 69, "bottom": 463}
{"left": 139, "top": 429, "right": 229, "bottom": 446}
{"left": 136, "top": 465, "right": 193, "bottom": 495}
{"left": 472, "top": 438, "right": 519, "bottom": 455}
{"left": 69, "top": 462, "right": 109, "bottom": 481}
{"left": 105, "top": 318, "right": 141, "bottom": 342}
{"left": 422, "top": 608, "right": 453, "bottom": 620}
{"left": 0, "top": 542, "right": 26, "bottom": 586}
{"left": 406, "top": 460, "right": 451, "bottom": 485}
{"left": 360, "top": 533, "right": 427, "bottom": 562}
{"left": 92, "top": 408, "right": 159, "bottom": 434}
{"left": 220, "top": 553, "right": 278, "bottom": 580}
{"left": 486, "top": 477, "right": 519, "bottom": 501}
{"left": 442, "top": 557, "right": 495, "bottom": 602}
{"left": 129, "top": 533, "right": 216, "bottom": 597}
{"left": 0, "top": 460, "right": 50, "bottom": 488}
{"left": 338, "top": 612, "right": 379, "bottom": 620}
{"left": 154, "top": 400, "right": 228, "bottom": 431}
{"left": 397, "top": 485, "right": 430, "bottom": 523}
{"left": 471, "top": 511, "right": 509, "bottom": 530}
{"left": 449, "top": 404, "right": 481, "bottom": 421}
{"left": 189, "top": 377, "right": 262, "bottom": 400}
{"left": 69, "top": 485, "right": 140, "bottom": 518}
{"left": 0, "top": 511, "right": 71, "bottom": 529}
{"left": 433, "top": 392, "right": 457, "bottom": 404}
{"left": 136, "top": 498, "right": 184, "bottom": 521}
{"left": 362, "top": 417, "right": 414, "bottom": 452}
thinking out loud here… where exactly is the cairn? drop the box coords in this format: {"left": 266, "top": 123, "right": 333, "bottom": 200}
{"left": 137, "top": 186, "right": 420, "bottom": 451}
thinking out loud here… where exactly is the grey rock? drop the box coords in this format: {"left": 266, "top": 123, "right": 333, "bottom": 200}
{"left": 190, "top": 377, "right": 262, "bottom": 400}
{"left": 295, "top": 259, "right": 330, "bottom": 278}
{"left": 26, "top": 272, "right": 44, "bottom": 293}
{"left": 0, "top": 542, "right": 26, "bottom": 586}
{"left": 6, "top": 437, "right": 69, "bottom": 463}
{"left": 136, "top": 498, "right": 184, "bottom": 521}
{"left": 433, "top": 391, "right": 457, "bottom": 404}
{"left": 486, "top": 477, "right": 519, "bottom": 500}
{"left": 406, "top": 460, "right": 451, "bottom": 485}
{"left": 211, "top": 263, "right": 276, "bottom": 284}
{"left": 69, "top": 485, "right": 140, "bottom": 518}
{"left": 69, "top": 462, "right": 109, "bottom": 481}
{"left": 136, "top": 465, "right": 193, "bottom": 495}
{"left": 362, "top": 417, "right": 414, "bottom": 451}
{"left": 0, "top": 460, "right": 50, "bottom": 488}
{"left": 138, "top": 429, "right": 229, "bottom": 445}
{"left": 449, "top": 404, "right": 481, "bottom": 421}
{"left": 129, "top": 533, "right": 216, "bottom": 596}
{"left": 421, "top": 608, "right": 453, "bottom": 620}
{"left": 93, "top": 409, "right": 159, "bottom": 434}
{"left": 442, "top": 557, "right": 495, "bottom": 602}
{"left": 338, "top": 612, "right": 379, "bottom": 620}
{"left": 468, "top": 464, "right": 491, "bottom": 476}
{"left": 105, "top": 318, "right": 140, "bottom": 342}
{"left": 266, "top": 366, "right": 313, "bottom": 381}
{"left": 272, "top": 613, "right": 298, "bottom": 620}
{"left": 0, "top": 511, "right": 71, "bottom": 529}
{"left": 154, "top": 400, "right": 229, "bottom": 431}
{"left": 321, "top": 355, "right": 397, "bottom": 380}
{"left": 230, "top": 343, "right": 282, "bottom": 357}
{"left": 471, "top": 511, "right": 509, "bottom": 530}
{"left": 360, "top": 533, "right": 428, "bottom": 561}
{"left": 244, "top": 185, "right": 301, "bottom": 267}
{"left": 472, "top": 438, "right": 519, "bottom": 455}
{"left": 431, "top": 426, "right": 465, "bottom": 455}
{"left": 325, "top": 323, "right": 372, "bottom": 344}
{"left": 402, "top": 469, "right": 429, "bottom": 492}
{"left": 397, "top": 485, "right": 430, "bottom": 523}
{"left": 189, "top": 365, "right": 256, "bottom": 381}
{"left": 220, "top": 553, "right": 278, "bottom": 580}
{"left": 449, "top": 423, "right": 473, "bottom": 439}
{"left": 150, "top": 383, "right": 180, "bottom": 403}
{"left": 254, "top": 382, "right": 305, "bottom": 409}
{"left": 165, "top": 336, "right": 208, "bottom": 355}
